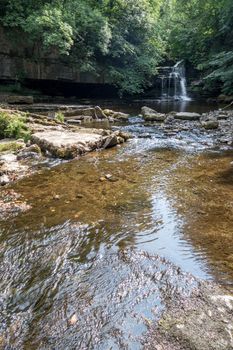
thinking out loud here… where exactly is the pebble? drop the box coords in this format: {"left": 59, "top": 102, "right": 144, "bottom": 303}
{"left": 0, "top": 174, "right": 10, "bottom": 186}
{"left": 69, "top": 314, "right": 78, "bottom": 325}
{"left": 53, "top": 194, "right": 60, "bottom": 200}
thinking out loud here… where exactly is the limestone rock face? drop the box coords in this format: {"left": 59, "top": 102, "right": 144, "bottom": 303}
{"left": 174, "top": 112, "right": 201, "bottom": 121}
{"left": 141, "top": 106, "right": 166, "bottom": 122}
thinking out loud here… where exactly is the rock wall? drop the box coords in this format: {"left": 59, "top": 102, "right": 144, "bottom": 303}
{"left": 0, "top": 26, "right": 108, "bottom": 84}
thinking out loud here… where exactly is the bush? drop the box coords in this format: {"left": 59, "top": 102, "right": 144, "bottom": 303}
{"left": 55, "top": 111, "right": 64, "bottom": 123}
{"left": 0, "top": 111, "right": 31, "bottom": 141}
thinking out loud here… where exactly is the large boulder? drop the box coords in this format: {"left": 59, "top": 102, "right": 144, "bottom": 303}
{"left": 31, "top": 130, "right": 104, "bottom": 159}
{"left": 174, "top": 112, "right": 201, "bottom": 121}
{"left": 141, "top": 106, "right": 166, "bottom": 122}
{"left": 30, "top": 128, "right": 129, "bottom": 159}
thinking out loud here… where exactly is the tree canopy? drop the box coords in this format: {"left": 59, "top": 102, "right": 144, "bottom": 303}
{"left": 0, "top": 0, "right": 233, "bottom": 95}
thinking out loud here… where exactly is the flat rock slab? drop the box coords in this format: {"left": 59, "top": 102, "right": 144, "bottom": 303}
{"left": 31, "top": 130, "right": 110, "bottom": 159}
{"left": 175, "top": 112, "right": 201, "bottom": 120}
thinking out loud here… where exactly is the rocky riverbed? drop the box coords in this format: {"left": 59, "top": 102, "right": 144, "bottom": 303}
{"left": 0, "top": 101, "right": 233, "bottom": 349}
{"left": 141, "top": 106, "right": 233, "bottom": 146}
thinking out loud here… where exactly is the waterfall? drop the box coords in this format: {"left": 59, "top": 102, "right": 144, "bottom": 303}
{"left": 158, "top": 61, "right": 190, "bottom": 101}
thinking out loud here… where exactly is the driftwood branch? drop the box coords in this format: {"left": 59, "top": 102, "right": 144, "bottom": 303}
{"left": 221, "top": 101, "right": 233, "bottom": 110}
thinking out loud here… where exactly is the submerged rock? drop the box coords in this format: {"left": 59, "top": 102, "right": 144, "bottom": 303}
{"left": 174, "top": 112, "right": 201, "bottom": 121}
{"left": 144, "top": 283, "right": 233, "bottom": 350}
{"left": 17, "top": 144, "right": 42, "bottom": 160}
{"left": 141, "top": 106, "right": 166, "bottom": 122}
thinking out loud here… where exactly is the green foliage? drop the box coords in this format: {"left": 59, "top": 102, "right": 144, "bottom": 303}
{"left": 0, "top": 0, "right": 166, "bottom": 95}
{"left": 1, "top": 0, "right": 232, "bottom": 95}
{"left": 168, "top": 0, "right": 233, "bottom": 95}
{"left": 199, "top": 51, "right": 233, "bottom": 95}
{"left": 55, "top": 112, "right": 65, "bottom": 123}
{"left": 0, "top": 112, "right": 31, "bottom": 141}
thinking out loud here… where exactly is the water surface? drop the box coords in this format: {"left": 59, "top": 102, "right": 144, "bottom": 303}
{"left": 0, "top": 103, "right": 233, "bottom": 349}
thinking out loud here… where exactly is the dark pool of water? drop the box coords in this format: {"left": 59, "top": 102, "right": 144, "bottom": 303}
{"left": 0, "top": 101, "right": 232, "bottom": 349}
{"left": 80, "top": 97, "right": 221, "bottom": 115}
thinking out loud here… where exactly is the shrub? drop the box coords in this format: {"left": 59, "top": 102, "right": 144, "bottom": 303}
{"left": 55, "top": 111, "right": 65, "bottom": 123}
{"left": 0, "top": 111, "right": 31, "bottom": 141}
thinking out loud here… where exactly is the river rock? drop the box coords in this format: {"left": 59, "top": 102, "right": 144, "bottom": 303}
{"left": 174, "top": 112, "right": 201, "bottom": 120}
{"left": 17, "top": 144, "right": 41, "bottom": 160}
{"left": 115, "top": 130, "right": 131, "bottom": 141}
{"left": 64, "top": 106, "right": 107, "bottom": 120}
{"left": 113, "top": 112, "right": 129, "bottom": 121}
{"left": 94, "top": 106, "right": 108, "bottom": 119}
{"left": 26, "top": 144, "right": 41, "bottom": 154}
{"left": 64, "top": 107, "right": 93, "bottom": 118}
{"left": 103, "top": 109, "right": 129, "bottom": 121}
{"left": 0, "top": 174, "right": 10, "bottom": 185}
{"left": 102, "top": 134, "right": 118, "bottom": 149}
{"left": 201, "top": 118, "right": 219, "bottom": 130}
{"left": 66, "top": 119, "right": 82, "bottom": 125}
{"left": 5, "top": 95, "right": 34, "bottom": 105}
{"left": 141, "top": 107, "right": 166, "bottom": 122}
{"left": 30, "top": 129, "right": 125, "bottom": 159}
{"left": 31, "top": 130, "right": 103, "bottom": 158}
{"left": 217, "top": 113, "right": 229, "bottom": 120}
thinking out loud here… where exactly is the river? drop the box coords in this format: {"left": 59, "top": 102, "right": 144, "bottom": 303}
{"left": 0, "top": 99, "right": 232, "bottom": 349}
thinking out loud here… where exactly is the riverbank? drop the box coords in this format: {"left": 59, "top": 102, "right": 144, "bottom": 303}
{"left": 0, "top": 104, "right": 130, "bottom": 184}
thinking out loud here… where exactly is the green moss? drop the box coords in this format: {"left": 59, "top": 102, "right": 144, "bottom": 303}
{"left": 0, "top": 111, "right": 31, "bottom": 141}
{"left": 55, "top": 112, "right": 65, "bottom": 123}
{"left": 0, "top": 141, "right": 24, "bottom": 153}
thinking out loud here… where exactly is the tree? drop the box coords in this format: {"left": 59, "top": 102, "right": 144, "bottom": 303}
{"left": 0, "top": 0, "right": 166, "bottom": 95}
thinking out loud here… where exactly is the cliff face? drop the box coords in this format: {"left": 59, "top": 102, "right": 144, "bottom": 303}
{"left": 0, "top": 26, "right": 107, "bottom": 84}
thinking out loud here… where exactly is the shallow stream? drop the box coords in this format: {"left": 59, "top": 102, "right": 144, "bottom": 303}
{"left": 0, "top": 100, "right": 233, "bottom": 349}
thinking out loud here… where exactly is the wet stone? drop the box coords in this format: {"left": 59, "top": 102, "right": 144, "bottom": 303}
{"left": 174, "top": 112, "right": 201, "bottom": 121}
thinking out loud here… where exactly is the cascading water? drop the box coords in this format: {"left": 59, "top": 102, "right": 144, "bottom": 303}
{"left": 158, "top": 61, "right": 190, "bottom": 101}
